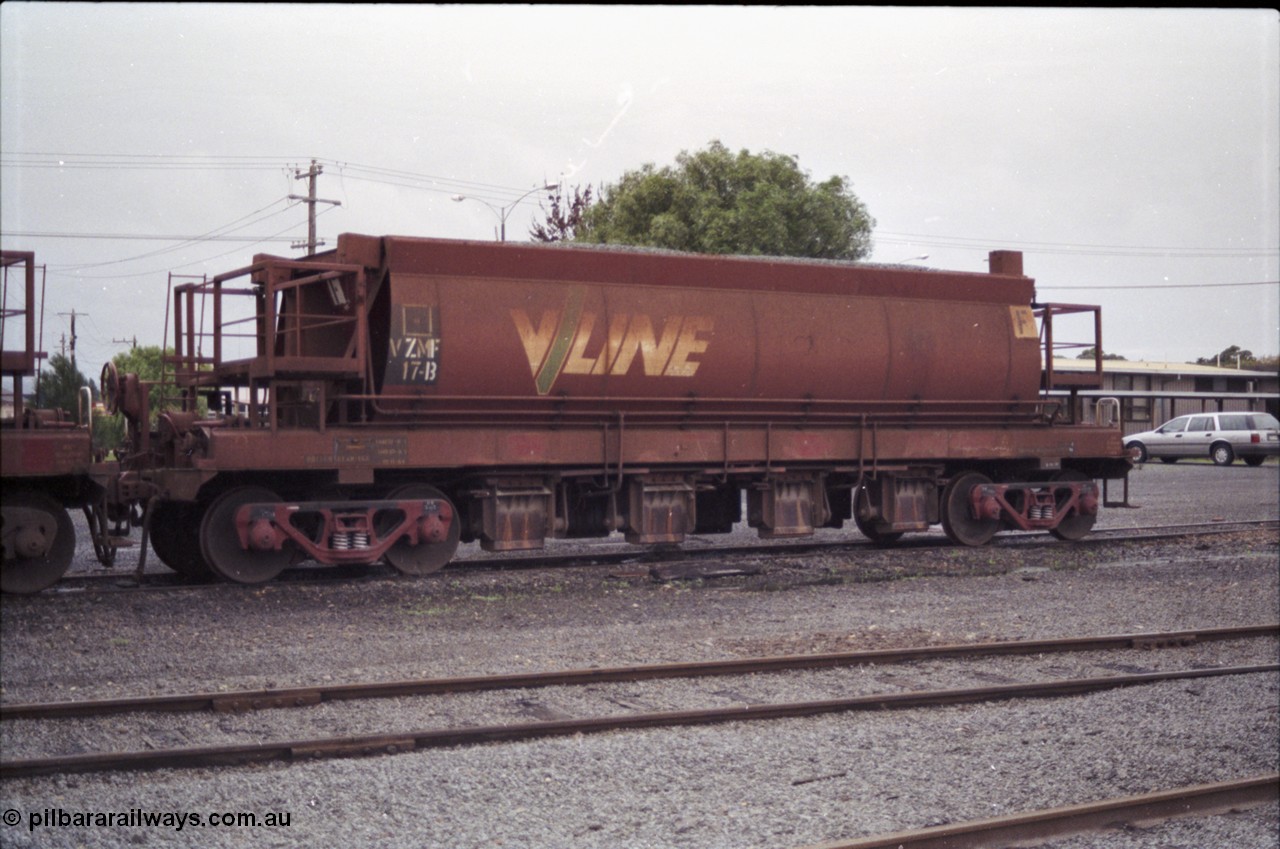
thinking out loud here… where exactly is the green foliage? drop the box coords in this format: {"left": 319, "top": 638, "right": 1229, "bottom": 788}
{"left": 1193, "top": 345, "right": 1276, "bottom": 370}
{"left": 32, "top": 353, "right": 94, "bottom": 419}
{"left": 1077, "top": 347, "right": 1128, "bottom": 361}
{"left": 112, "top": 345, "right": 168, "bottom": 385}
{"left": 573, "top": 140, "right": 875, "bottom": 260}
{"left": 96, "top": 346, "right": 179, "bottom": 456}
{"left": 27, "top": 353, "right": 121, "bottom": 452}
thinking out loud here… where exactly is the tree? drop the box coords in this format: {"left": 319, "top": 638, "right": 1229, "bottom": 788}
{"left": 570, "top": 140, "right": 875, "bottom": 260}
{"left": 1077, "top": 348, "right": 1127, "bottom": 361}
{"left": 96, "top": 345, "right": 181, "bottom": 456}
{"left": 1193, "top": 345, "right": 1274, "bottom": 370}
{"left": 32, "top": 353, "right": 94, "bottom": 420}
{"left": 110, "top": 345, "right": 170, "bottom": 404}
{"left": 529, "top": 184, "right": 595, "bottom": 243}
{"left": 1253, "top": 355, "right": 1280, "bottom": 371}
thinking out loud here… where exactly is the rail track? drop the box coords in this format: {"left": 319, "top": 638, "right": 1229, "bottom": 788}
{"left": 3, "top": 624, "right": 1275, "bottom": 779}
{"left": 3, "top": 624, "right": 1274, "bottom": 721}
{"left": 40, "top": 519, "right": 1280, "bottom": 595}
{"left": 794, "top": 774, "right": 1279, "bottom": 849}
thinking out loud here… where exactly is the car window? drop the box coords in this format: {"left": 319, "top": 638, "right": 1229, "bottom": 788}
{"left": 1158, "top": 417, "right": 1189, "bottom": 433}
{"left": 1247, "top": 414, "right": 1280, "bottom": 430}
{"left": 1218, "top": 414, "right": 1249, "bottom": 431}
{"left": 1188, "top": 416, "right": 1214, "bottom": 431}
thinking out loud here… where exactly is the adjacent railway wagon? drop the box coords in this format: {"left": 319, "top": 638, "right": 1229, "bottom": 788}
{"left": 1, "top": 251, "right": 119, "bottom": 593}
{"left": 91, "top": 234, "right": 1131, "bottom": 585}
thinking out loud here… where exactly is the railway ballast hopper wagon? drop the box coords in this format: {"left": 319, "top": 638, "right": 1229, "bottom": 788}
{"left": 120, "top": 234, "right": 1130, "bottom": 584}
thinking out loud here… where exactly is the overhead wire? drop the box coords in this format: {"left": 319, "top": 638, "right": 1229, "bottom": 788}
{"left": 5, "top": 152, "right": 1275, "bottom": 279}
{"left": 57, "top": 204, "right": 340, "bottom": 280}
{"left": 45, "top": 197, "right": 299, "bottom": 271}
{"left": 1039, "top": 280, "right": 1278, "bottom": 290}
{"left": 2, "top": 152, "right": 555, "bottom": 204}
{"left": 874, "top": 230, "right": 1278, "bottom": 259}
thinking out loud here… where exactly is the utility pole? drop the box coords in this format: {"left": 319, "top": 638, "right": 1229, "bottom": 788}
{"left": 57, "top": 310, "right": 83, "bottom": 368}
{"left": 288, "top": 159, "right": 342, "bottom": 256}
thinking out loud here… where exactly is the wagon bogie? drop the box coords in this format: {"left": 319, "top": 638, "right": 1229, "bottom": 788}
{"left": 1, "top": 488, "right": 77, "bottom": 594}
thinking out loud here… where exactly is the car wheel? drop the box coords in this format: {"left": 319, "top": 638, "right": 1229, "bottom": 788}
{"left": 1210, "top": 443, "right": 1235, "bottom": 466}
{"left": 1126, "top": 442, "right": 1149, "bottom": 463}
{"left": 1243, "top": 455, "right": 1266, "bottom": 467}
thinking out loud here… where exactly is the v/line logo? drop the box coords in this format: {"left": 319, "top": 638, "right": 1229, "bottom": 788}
{"left": 511, "top": 285, "right": 715, "bottom": 395}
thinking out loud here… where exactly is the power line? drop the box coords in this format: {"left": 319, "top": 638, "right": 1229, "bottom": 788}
{"left": 7, "top": 152, "right": 1274, "bottom": 259}
{"left": 53, "top": 206, "right": 340, "bottom": 280}
{"left": 2, "top": 232, "right": 297, "bottom": 242}
{"left": 1, "top": 152, "right": 555, "bottom": 203}
{"left": 44, "top": 197, "right": 301, "bottom": 271}
{"left": 1039, "top": 281, "right": 1279, "bottom": 290}
{"left": 0, "top": 153, "right": 299, "bottom": 171}
{"left": 875, "top": 231, "right": 1278, "bottom": 259}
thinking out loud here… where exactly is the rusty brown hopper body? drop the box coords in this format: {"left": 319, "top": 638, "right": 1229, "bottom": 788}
{"left": 346, "top": 235, "right": 1041, "bottom": 420}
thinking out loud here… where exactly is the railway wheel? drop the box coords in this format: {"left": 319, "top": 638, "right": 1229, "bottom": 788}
{"left": 1049, "top": 471, "right": 1097, "bottom": 541}
{"left": 852, "top": 485, "right": 904, "bottom": 546}
{"left": 940, "top": 472, "right": 1000, "bottom": 547}
{"left": 1, "top": 489, "right": 76, "bottom": 594}
{"left": 384, "top": 485, "right": 460, "bottom": 576}
{"left": 150, "top": 501, "right": 215, "bottom": 579}
{"left": 200, "top": 487, "right": 292, "bottom": 585}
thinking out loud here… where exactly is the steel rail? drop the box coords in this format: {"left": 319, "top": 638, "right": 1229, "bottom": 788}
{"left": 2, "top": 624, "right": 1274, "bottom": 722}
{"left": 49, "top": 519, "right": 1280, "bottom": 592}
{"left": 453, "top": 519, "right": 1280, "bottom": 573}
{"left": 1, "top": 664, "right": 1274, "bottom": 780}
{"left": 795, "top": 773, "right": 1279, "bottom": 849}
{"left": 451, "top": 519, "right": 1280, "bottom": 572}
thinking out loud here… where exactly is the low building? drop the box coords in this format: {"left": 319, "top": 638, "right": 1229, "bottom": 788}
{"left": 1048, "top": 357, "right": 1279, "bottom": 436}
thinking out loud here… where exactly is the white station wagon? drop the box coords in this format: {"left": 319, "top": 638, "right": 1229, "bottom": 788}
{"left": 1124, "top": 412, "right": 1280, "bottom": 466}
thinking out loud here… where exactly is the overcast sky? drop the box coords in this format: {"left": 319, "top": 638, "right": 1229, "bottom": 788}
{"left": 2, "top": 4, "right": 1277, "bottom": 388}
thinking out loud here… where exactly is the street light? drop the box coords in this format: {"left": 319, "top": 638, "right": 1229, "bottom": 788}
{"left": 452, "top": 183, "right": 558, "bottom": 242}
{"left": 894, "top": 254, "right": 929, "bottom": 264}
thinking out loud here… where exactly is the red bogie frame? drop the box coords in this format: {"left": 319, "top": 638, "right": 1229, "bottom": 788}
{"left": 231, "top": 497, "right": 455, "bottom": 566}
{"left": 969, "top": 480, "right": 1100, "bottom": 533}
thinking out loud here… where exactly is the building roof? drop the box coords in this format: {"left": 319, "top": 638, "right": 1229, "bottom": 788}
{"left": 1050, "top": 357, "right": 1278, "bottom": 378}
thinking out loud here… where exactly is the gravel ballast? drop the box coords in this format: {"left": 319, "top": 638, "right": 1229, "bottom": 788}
{"left": 1, "top": 463, "right": 1277, "bottom": 848}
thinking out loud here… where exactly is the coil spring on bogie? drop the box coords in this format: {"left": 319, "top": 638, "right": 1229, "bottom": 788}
{"left": 1029, "top": 504, "right": 1055, "bottom": 520}
{"left": 331, "top": 532, "right": 371, "bottom": 550}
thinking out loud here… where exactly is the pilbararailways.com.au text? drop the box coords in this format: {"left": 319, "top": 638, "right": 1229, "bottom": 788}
{"left": 6, "top": 807, "right": 292, "bottom": 833}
